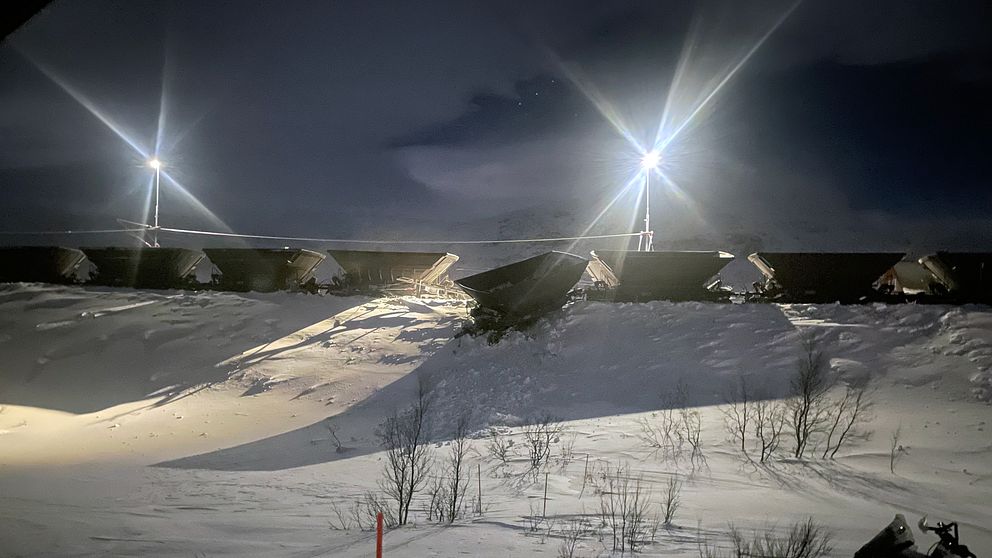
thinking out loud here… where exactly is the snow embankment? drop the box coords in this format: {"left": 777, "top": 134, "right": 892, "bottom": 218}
{"left": 2, "top": 282, "right": 991, "bottom": 556}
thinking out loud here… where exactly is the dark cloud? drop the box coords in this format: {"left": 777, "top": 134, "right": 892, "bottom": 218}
{"left": 0, "top": 0, "right": 989, "bottom": 245}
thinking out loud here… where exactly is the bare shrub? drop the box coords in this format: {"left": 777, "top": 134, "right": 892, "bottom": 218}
{"left": 753, "top": 397, "right": 787, "bottom": 463}
{"left": 558, "top": 432, "right": 577, "bottom": 469}
{"left": 636, "top": 410, "right": 682, "bottom": 461}
{"left": 325, "top": 421, "right": 345, "bottom": 453}
{"left": 329, "top": 500, "right": 353, "bottom": 530}
{"left": 662, "top": 475, "right": 682, "bottom": 526}
{"left": 557, "top": 516, "right": 586, "bottom": 558}
{"left": 821, "top": 379, "right": 874, "bottom": 459}
{"left": 523, "top": 414, "right": 565, "bottom": 473}
{"left": 788, "top": 334, "right": 835, "bottom": 459}
{"left": 351, "top": 491, "right": 397, "bottom": 531}
{"left": 722, "top": 375, "right": 751, "bottom": 454}
{"left": 599, "top": 462, "right": 652, "bottom": 553}
{"left": 680, "top": 405, "right": 706, "bottom": 470}
{"left": 526, "top": 501, "right": 544, "bottom": 531}
{"left": 424, "top": 475, "right": 450, "bottom": 522}
{"left": 377, "top": 376, "right": 433, "bottom": 525}
{"left": 444, "top": 414, "right": 472, "bottom": 522}
{"left": 486, "top": 427, "right": 513, "bottom": 466}
{"left": 889, "top": 424, "right": 905, "bottom": 474}
{"left": 641, "top": 381, "right": 705, "bottom": 469}
{"left": 699, "top": 517, "right": 833, "bottom": 558}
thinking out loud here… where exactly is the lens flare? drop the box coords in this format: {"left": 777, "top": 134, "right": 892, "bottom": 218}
{"left": 16, "top": 47, "right": 236, "bottom": 236}
{"left": 657, "top": 0, "right": 803, "bottom": 153}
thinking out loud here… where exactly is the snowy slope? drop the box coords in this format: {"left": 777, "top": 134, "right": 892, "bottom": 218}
{"left": 1, "top": 283, "right": 991, "bottom": 557}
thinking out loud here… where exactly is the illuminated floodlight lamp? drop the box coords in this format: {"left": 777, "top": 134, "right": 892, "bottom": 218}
{"left": 148, "top": 158, "right": 162, "bottom": 170}
{"left": 640, "top": 150, "right": 661, "bottom": 170}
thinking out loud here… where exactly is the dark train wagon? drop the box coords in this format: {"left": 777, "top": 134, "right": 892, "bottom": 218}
{"left": 588, "top": 250, "right": 734, "bottom": 302}
{"left": 919, "top": 252, "right": 992, "bottom": 303}
{"left": 83, "top": 247, "right": 204, "bottom": 289}
{"left": 203, "top": 248, "right": 325, "bottom": 292}
{"left": 456, "top": 251, "right": 588, "bottom": 321}
{"left": 749, "top": 252, "right": 904, "bottom": 303}
{"left": 327, "top": 250, "right": 458, "bottom": 294}
{"left": 0, "top": 246, "right": 87, "bottom": 284}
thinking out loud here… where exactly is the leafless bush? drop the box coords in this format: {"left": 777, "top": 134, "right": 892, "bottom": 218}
{"left": 376, "top": 376, "right": 433, "bottom": 525}
{"left": 698, "top": 517, "right": 833, "bottom": 558}
{"left": 680, "top": 405, "right": 706, "bottom": 470}
{"left": 558, "top": 432, "right": 577, "bottom": 469}
{"left": 486, "top": 427, "right": 513, "bottom": 466}
{"left": 599, "top": 462, "right": 652, "bottom": 553}
{"left": 444, "top": 414, "right": 472, "bottom": 522}
{"left": 753, "top": 398, "right": 787, "bottom": 463}
{"left": 351, "top": 491, "right": 397, "bottom": 531}
{"left": 722, "top": 375, "right": 751, "bottom": 455}
{"left": 326, "top": 421, "right": 345, "bottom": 453}
{"left": 424, "top": 475, "right": 450, "bottom": 522}
{"left": 329, "top": 500, "right": 353, "bottom": 530}
{"left": 526, "top": 501, "right": 545, "bottom": 531}
{"left": 557, "top": 516, "right": 586, "bottom": 558}
{"left": 890, "top": 424, "right": 906, "bottom": 474}
{"left": 641, "top": 382, "right": 705, "bottom": 469}
{"left": 523, "top": 414, "right": 565, "bottom": 473}
{"left": 821, "top": 379, "right": 874, "bottom": 459}
{"left": 636, "top": 410, "right": 682, "bottom": 461}
{"left": 662, "top": 475, "right": 682, "bottom": 526}
{"left": 541, "top": 515, "right": 559, "bottom": 545}
{"left": 788, "top": 334, "right": 835, "bottom": 459}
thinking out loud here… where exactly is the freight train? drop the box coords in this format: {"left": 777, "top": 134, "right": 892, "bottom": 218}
{"left": 1, "top": 246, "right": 988, "bottom": 324}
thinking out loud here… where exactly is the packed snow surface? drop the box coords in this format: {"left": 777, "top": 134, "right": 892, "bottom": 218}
{"left": 1, "top": 282, "right": 990, "bottom": 556}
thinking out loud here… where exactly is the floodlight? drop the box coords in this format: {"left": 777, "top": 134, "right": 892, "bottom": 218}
{"left": 640, "top": 150, "right": 661, "bottom": 170}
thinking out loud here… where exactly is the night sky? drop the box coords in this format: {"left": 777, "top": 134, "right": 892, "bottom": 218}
{"left": 1, "top": 1, "right": 989, "bottom": 246}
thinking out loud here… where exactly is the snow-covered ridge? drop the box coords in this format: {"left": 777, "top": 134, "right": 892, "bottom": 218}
{"left": 1, "top": 283, "right": 990, "bottom": 556}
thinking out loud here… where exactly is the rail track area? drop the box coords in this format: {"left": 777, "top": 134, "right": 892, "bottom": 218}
{"left": 1, "top": 247, "right": 989, "bottom": 331}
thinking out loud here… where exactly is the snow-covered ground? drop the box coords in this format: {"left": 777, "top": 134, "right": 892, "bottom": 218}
{"left": 1, "top": 282, "right": 990, "bottom": 557}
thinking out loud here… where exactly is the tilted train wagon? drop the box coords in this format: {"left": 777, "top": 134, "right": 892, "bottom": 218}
{"left": 327, "top": 250, "right": 459, "bottom": 296}
{"left": 587, "top": 250, "right": 735, "bottom": 302}
{"left": 456, "top": 251, "right": 588, "bottom": 327}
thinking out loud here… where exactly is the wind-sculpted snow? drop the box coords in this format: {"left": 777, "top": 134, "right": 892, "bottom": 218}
{"left": 0, "top": 283, "right": 367, "bottom": 413}
{"left": 1, "top": 283, "right": 991, "bottom": 556}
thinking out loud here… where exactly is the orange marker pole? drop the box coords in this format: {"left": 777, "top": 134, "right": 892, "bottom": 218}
{"left": 376, "top": 512, "right": 383, "bottom": 558}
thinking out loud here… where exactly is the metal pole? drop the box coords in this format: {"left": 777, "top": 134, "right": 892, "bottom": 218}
{"left": 376, "top": 512, "right": 383, "bottom": 557}
{"left": 153, "top": 166, "right": 161, "bottom": 248}
{"left": 644, "top": 170, "right": 651, "bottom": 251}
{"left": 543, "top": 471, "right": 549, "bottom": 518}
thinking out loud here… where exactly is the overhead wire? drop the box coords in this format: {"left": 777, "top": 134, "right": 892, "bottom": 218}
{"left": 0, "top": 224, "right": 639, "bottom": 245}
{"left": 155, "top": 226, "right": 640, "bottom": 245}
{"left": 0, "top": 228, "right": 149, "bottom": 235}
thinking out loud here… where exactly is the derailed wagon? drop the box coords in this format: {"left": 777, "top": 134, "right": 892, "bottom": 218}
{"left": 83, "top": 247, "right": 204, "bottom": 289}
{"left": 456, "top": 251, "right": 588, "bottom": 329}
{"left": 327, "top": 250, "right": 459, "bottom": 295}
{"left": 878, "top": 261, "right": 945, "bottom": 298}
{"left": 203, "top": 248, "right": 325, "bottom": 292}
{"left": 919, "top": 252, "right": 992, "bottom": 303}
{"left": 0, "top": 246, "right": 87, "bottom": 284}
{"left": 587, "top": 250, "right": 735, "bottom": 302}
{"left": 748, "top": 252, "right": 904, "bottom": 303}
